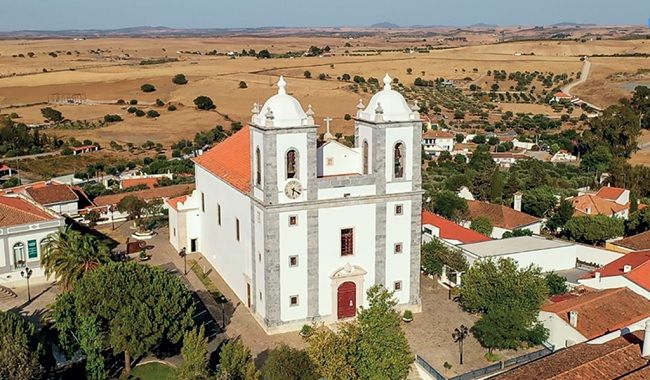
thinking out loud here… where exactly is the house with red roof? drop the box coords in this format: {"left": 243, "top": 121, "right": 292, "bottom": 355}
{"left": 463, "top": 198, "right": 542, "bottom": 238}
{"left": 607, "top": 230, "right": 650, "bottom": 253}
{"left": 578, "top": 250, "right": 650, "bottom": 299}
{"left": 2, "top": 180, "right": 91, "bottom": 217}
{"left": 538, "top": 287, "right": 650, "bottom": 349}
{"left": 169, "top": 75, "right": 424, "bottom": 333}
{"left": 0, "top": 194, "right": 65, "bottom": 284}
{"left": 551, "top": 91, "right": 574, "bottom": 103}
{"left": 421, "top": 210, "right": 491, "bottom": 245}
{"left": 569, "top": 185, "right": 632, "bottom": 220}
{"left": 0, "top": 164, "right": 15, "bottom": 177}
{"left": 71, "top": 145, "right": 99, "bottom": 155}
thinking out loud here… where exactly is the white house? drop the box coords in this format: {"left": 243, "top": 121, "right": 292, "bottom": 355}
{"left": 538, "top": 288, "right": 650, "bottom": 349}
{"left": 490, "top": 152, "right": 528, "bottom": 168}
{"left": 422, "top": 130, "right": 454, "bottom": 156}
{"left": 551, "top": 150, "right": 578, "bottom": 163}
{"left": 0, "top": 194, "right": 65, "bottom": 284}
{"left": 569, "top": 186, "right": 631, "bottom": 220}
{"left": 512, "top": 138, "right": 536, "bottom": 151}
{"left": 578, "top": 250, "right": 650, "bottom": 300}
{"left": 421, "top": 210, "right": 491, "bottom": 246}
{"left": 168, "top": 75, "right": 423, "bottom": 334}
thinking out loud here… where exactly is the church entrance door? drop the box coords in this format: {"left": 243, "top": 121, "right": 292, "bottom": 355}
{"left": 337, "top": 281, "right": 356, "bottom": 319}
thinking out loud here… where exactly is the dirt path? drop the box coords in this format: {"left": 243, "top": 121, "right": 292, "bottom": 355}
{"left": 562, "top": 58, "right": 591, "bottom": 96}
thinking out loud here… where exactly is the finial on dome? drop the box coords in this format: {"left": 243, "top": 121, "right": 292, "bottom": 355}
{"left": 306, "top": 104, "right": 315, "bottom": 116}
{"left": 277, "top": 76, "right": 287, "bottom": 95}
{"left": 251, "top": 102, "right": 260, "bottom": 115}
{"left": 383, "top": 74, "right": 392, "bottom": 90}
{"left": 265, "top": 107, "right": 274, "bottom": 120}
{"left": 411, "top": 100, "right": 419, "bottom": 112}
{"left": 357, "top": 99, "right": 365, "bottom": 110}
{"left": 375, "top": 102, "right": 384, "bottom": 114}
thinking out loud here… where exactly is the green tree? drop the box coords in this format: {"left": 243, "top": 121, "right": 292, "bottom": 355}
{"left": 588, "top": 103, "right": 641, "bottom": 158}
{"left": 256, "top": 49, "right": 271, "bottom": 59}
{"left": 307, "top": 323, "right": 359, "bottom": 380}
{"left": 40, "top": 107, "right": 63, "bottom": 122}
{"left": 522, "top": 187, "right": 557, "bottom": 217}
{"left": 116, "top": 195, "right": 149, "bottom": 230}
{"left": 239, "top": 81, "right": 248, "bottom": 89}
{"left": 262, "top": 345, "right": 318, "bottom": 380}
{"left": 41, "top": 227, "right": 111, "bottom": 290}
{"left": 176, "top": 326, "right": 210, "bottom": 380}
{"left": 565, "top": 215, "right": 625, "bottom": 244}
{"left": 421, "top": 238, "right": 469, "bottom": 276}
{"left": 455, "top": 133, "right": 465, "bottom": 143}
{"left": 140, "top": 83, "right": 156, "bottom": 93}
{"left": 172, "top": 73, "right": 188, "bottom": 85}
{"left": 581, "top": 145, "right": 613, "bottom": 173}
{"left": 472, "top": 306, "right": 548, "bottom": 354}
{"left": 219, "top": 338, "right": 260, "bottom": 380}
{"left": 0, "top": 310, "right": 44, "bottom": 380}
{"left": 433, "top": 191, "right": 468, "bottom": 221}
{"left": 546, "top": 199, "right": 574, "bottom": 232}
{"left": 51, "top": 262, "right": 194, "bottom": 376}
{"left": 626, "top": 208, "right": 650, "bottom": 235}
{"left": 470, "top": 216, "right": 493, "bottom": 236}
{"left": 146, "top": 110, "right": 160, "bottom": 118}
{"left": 193, "top": 96, "right": 216, "bottom": 110}
{"left": 78, "top": 315, "right": 108, "bottom": 380}
{"left": 502, "top": 229, "right": 533, "bottom": 238}
{"left": 545, "top": 272, "right": 568, "bottom": 295}
{"left": 304, "top": 70, "right": 312, "bottom": 79}
{"left": 630, "top": 85, "right": 649, "bottom": 129}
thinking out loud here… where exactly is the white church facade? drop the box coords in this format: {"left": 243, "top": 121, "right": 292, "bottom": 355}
{"left": 167, "top": 75, "right": 423, "bottom": 333}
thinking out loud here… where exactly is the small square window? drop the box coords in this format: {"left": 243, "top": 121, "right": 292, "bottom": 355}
{"left": 394, "top": 243, "right": 403, "bottom": 254}
{"left": 289, "top": 255, "right": 298, "bottom": 267}
{"left": 395, "top": 204, "right": 403, "bottom": 215}
{"left": 289, "top": 215, "right": 298, "bottom": 226}
{"left": 327, "top": 157, "right": 334, "bottom": 166}
{"left": 290, "top": 295, "right": 299, "bottom": 306}
{"left": 394, "top": 281, "right": 402, "bottom": 291}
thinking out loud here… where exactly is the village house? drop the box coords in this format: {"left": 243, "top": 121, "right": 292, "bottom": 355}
{"left": 463, "top": 195, "right": 542, "bottom": 238}
{"left": 71, "top": 145, "right": 99, "bottom": 155}
{"left": 606, "top": 230, "right": 650, "bottom": 253}
{"left": 0, "top": 194, "right": 65, "bottom": 284}
{"left": 550, "top": 149, "right": 578, "bottom": 163}
{"left": 490, "top": 151, "right": 528, "bottom": 168}
{"left": 166, "top": 75, "right": 423, "bottom": 333}
{"left": 550, "top": 91, "right": 574, "bottom": 103}
{"left": 0, "top": 165, "right": 15, "bottom": 177}
{"left": 578, "top": 250, "right": 650, "bottom": 299}
{"left": 2, "top": 181, "right": 92, "bottom": 217}
{"left": 538, "top": 287, "right": 650, "bottom": 349}
{"left": 569, "top": 186, "right": 631, "bottom": 219}
{"left": 421, "top": 130, "right": 454, "bottom": 157}
{"left": 421, "top": 210, "right": 491, "bottom": 246}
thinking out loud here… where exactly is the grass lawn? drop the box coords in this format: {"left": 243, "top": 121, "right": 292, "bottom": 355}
{"left": 129, "top": 362, "right": 175, "bottom": 380}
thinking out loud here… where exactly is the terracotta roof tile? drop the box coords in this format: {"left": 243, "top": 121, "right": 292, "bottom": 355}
{"left": 423, "top": 130, "right": 454, "bottom": 139}
{"left": 542, "top": 288, "right": 650, "bottom": 339}
{"left": 166, "top": 195, "right": 189, "bottom": 211}
{"left": 613, "top": 231, "right": 650, "bottom": 251}
{"left": 0, "top": 195, "right": 61, "bottom": 227}
{"left": 93, "top": 184, "right": 195, "bottom": 207}
{"left": 596, "top": 186, "right": 626, "bottom": 201}
{"left": 193, "top": 126, "right": 251, "bottom": 193}
{"left": 570, "top": 194, "right": 628, "bottom": 217}
{"left": 583, "top": 250, "right": 650, "bottom": 291}
{"left": 492, "top": 331, "right": 648, "bottom": 380}
{"left": 466, "top": 200, "right": 540, "bottom": 230}
{"left": 121, "top": 178, "right": 159, "bottom": 190}
{"left": 554, "top": 91, "right": 573, "bottom": 98}
{"left": 422, "top": 210, "right": 491, "bottom": 244}
{"left": 25, "top": 184, "right": 78, "bottom": 205}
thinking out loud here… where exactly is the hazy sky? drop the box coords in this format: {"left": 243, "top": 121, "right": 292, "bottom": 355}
{"left": 1, "top": 0, "right": 649, "bottom": 31}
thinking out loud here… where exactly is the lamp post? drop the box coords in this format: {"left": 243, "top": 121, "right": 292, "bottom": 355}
{"left": 217, "top": 294, "right": 227, "bottom": 330}
{"left": 452, "top": 324, "right": 469, "bottom": 365}
{"left": 21, "top": 266, "right": 33, "bottom": 303}
{"left": 178, "top": 247, "right": 187, "bottom": 275}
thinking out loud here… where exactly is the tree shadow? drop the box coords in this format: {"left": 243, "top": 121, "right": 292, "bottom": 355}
{"left": 67, "top": 217, "right": 119, "bottom": 250}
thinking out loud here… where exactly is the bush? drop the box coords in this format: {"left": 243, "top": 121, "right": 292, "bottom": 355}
{"left": 172, "top": 73, "right": 188, "bottom": 85}
{"left": 140, "top": 84, "right": 156, "bottom": 93}
{"left": 545, "top": 272, "right": 568, "bottom": 295}
{"left": 103, "top": 114, "right": 123, "bottom": 122}
{"left": 344, "top": 114, "right": 352, "bottom": 121}
{"left": 304, "top": 70, "right": 312, "bottom": 79}
{"left": 262, "top": 345, "right": 318, "bottom": 380}
{"left": 62, "top": 147, "right": 73, "bottom": 155}
{"left": 239, "top": 81, "right": 247, "bottom": 89}
{"left": 127, "top": 107, "right": 138, "bottom": 114}
{"left": 193, "top": 96, "right": 216, "bottom": 110}
{"left": 146, "top": 110, "right": 160, "bottom": 118}
{"left": 318, "top": 73, "right": 326, "bottom": 80}
{"left": 135, "top": 109, "right": 146, "bottom": 117}
{"left": 155, "top": 99, "right": 165, "bottom": 107}
{"left": 167, "top": 104, "right": 177, "bottom": 111}
{"left": 129, "top": 99, "right": 138, "bottom": 105}
{"left": 40, "top": 107, "right": 63, "bottom": 122}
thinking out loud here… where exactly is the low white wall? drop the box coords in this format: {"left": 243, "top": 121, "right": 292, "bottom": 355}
{"left": 538, "top": 311, "right": 587, "bottom": 349}
{"left": 574, "top": 244, "right": 622, "bottom": 266}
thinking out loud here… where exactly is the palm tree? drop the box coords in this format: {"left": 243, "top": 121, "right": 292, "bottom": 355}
{"left": 41, "top": 227, "right": 111, "bottom": 290}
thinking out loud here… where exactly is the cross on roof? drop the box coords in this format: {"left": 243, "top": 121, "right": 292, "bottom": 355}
{"left": 324, "top": 117, "right": 333, "bottom": 134}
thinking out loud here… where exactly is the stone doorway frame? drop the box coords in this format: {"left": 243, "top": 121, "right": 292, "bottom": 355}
{"left": 330, "top": 263, "right": 367, "bottom": 320}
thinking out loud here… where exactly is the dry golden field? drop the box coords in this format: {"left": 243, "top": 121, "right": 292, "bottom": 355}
{"left": 0, "top": 34, "right": 648, "bottom": 151}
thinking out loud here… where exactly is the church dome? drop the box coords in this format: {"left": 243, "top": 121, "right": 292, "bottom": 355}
{"left": 358, "top": 74, "right": 416, "bottom": 122}
{"left": 252, "top": 76, "right": 309, "bottom": 127}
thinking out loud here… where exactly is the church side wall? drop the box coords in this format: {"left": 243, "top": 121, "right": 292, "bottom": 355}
{"left": 279, "top": 209, "right": 309, "bottom": 321}
{"left": 196, "top": 165, "right": 252, "bottom": 306}
{"left": 253, "top": 205, "right": 266, "bottom": 319}
{"left": 385, "top": 199, "right": 413, "bottom": 305}
{"left": 168, "top": 206, "right": 180, "bottom": 251}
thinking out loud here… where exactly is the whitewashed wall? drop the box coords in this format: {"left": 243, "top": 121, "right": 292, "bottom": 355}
{"left": 279, "top": 210, "right": 309, "bottom": 321}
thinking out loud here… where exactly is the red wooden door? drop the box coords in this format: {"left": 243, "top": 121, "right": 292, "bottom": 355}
{"left": 337, "top": 281, "right": 356, "bottom": 319}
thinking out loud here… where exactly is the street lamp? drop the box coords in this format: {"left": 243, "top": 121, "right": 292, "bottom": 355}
{"left": 21, "top": 266, "right": 33, "bottom": 303}
{"left": 178, "top": 247, "right": 187, "bottom": 275}
{"left": 452, "top": 325, "right": 469, "bottom": 365}
{"left": 217, "top": 294, "right": 227, "bottom": 330}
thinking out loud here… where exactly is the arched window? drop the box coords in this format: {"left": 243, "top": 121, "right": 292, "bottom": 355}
{"left": 286, "top": 149, "right": 298, "bottom": 179}
{"left": 394, "top": 142, "right": 405, "bottom": 179}
{"left": 13, "top": 242, "right": 26, "bottom": 269}
{"left": 362, "top": 140, "right": 369, "bottom": 174}
{"left": 255, "top": 147, "right": 262, "bottom": 186}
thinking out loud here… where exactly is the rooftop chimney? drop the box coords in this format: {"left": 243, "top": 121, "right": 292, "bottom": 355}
{"left": 643, "top": 320, "right": 650, "bottom": 358}
{"left": 623, "top": 265, "right": 632, "bottom": 273}
{"left": 595, "top": 271, "right": 601, "bottom": 281}
{"left": 569, "top": 311, "right": 578, "bottom": 328}
{"left": 513, "top": 192, "right": 522, "bottom": 212}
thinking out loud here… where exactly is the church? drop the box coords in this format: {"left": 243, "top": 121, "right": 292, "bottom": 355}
{"left": 167, "top": 74, "right": 423, "bottom": 333}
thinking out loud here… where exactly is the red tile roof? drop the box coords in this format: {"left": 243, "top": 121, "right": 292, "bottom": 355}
{"left": 467, "top": 200, "right": 540, "bottom": 230}
{"left": 166, "top": 195, "right": 189, "bottom": 211}
{"left": 596, "top": 186, "right": 626, "bottom": 201}
{"left": 121, "top": 178, "right": 159, "bottom": 190}
{"left": 25, "top": 183, "right": 79, "bottom": 205}
{"left": 584, "top": 250, "right": 650, "bottom": 291}
{"left": 423, "top": 130, "right": 454, "bottom": 139}
{"left": 422, "top": 210, "right": 491, "bottom": 244}
{"left": 93, "top": 184, "right": 195, "bottom": 207}
{"left": 492, "top": 331, "right": 648, "bottom": 380}
{"left": 193, "top": 126, "right": 251, "bottom": 193}
{"left": 0, "top": 195, "right": 60, "bottom": 227}
{"left": 554, "top": 91, "right": 573, "bottom": 99}
{"left": 542, "top": 288, "right": 650, "bottom": 339}
{"left": 570, "top": 194, "right": 629, "bottom": 217}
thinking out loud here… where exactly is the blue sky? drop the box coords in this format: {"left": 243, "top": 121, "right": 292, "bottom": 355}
{"left": 1, "top": 0, "right": 648, "bottom": 31}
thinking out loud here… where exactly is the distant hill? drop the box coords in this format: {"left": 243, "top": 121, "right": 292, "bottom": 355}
{"left": 468, "top": 23, "right": 499, "bottom": 28}
{"left": 370, "top": 22, "right": 400, "bottom": 29}
{"left": 551, "top": 22, "right": 597, "bottom": 27}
